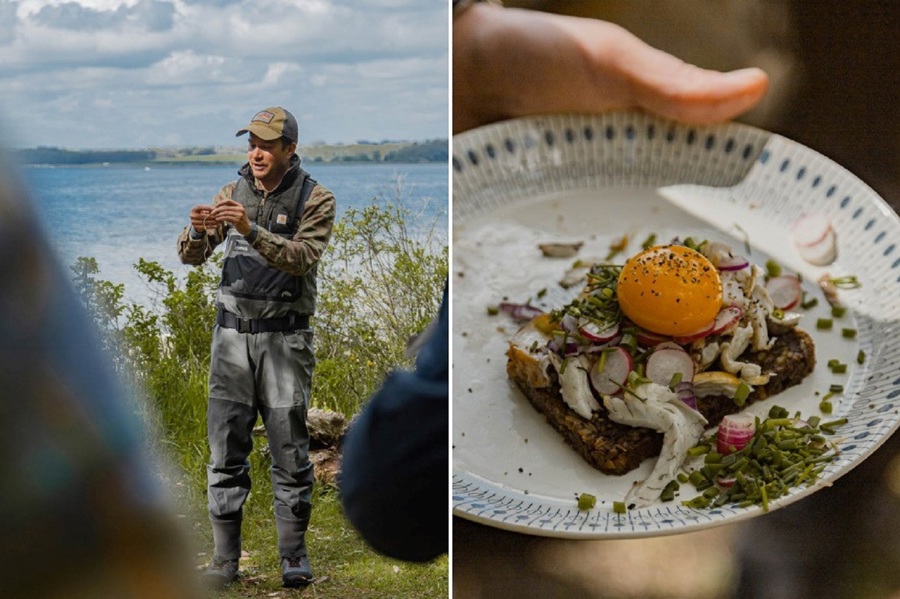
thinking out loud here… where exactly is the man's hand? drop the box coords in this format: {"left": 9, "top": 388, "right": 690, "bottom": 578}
{"left": 453, "top": 4, "right": 769, "bottom": 133}
{"left": 209, "top": 199, "right": 253, "bottom": 236}
{"left": 189, "top": 204, "right": 216, "bottom": 233}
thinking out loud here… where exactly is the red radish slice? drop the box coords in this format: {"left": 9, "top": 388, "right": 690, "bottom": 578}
{"left": 645, "top": 347, "right": 695, "bottom": 387}
{"left": 792, "top": 213, "right": 837, "bottom": 265}
{"left": 579, "top": 321, "right": 620, "bottom": 344}
{"left": 584, "top": 335, "right": 622, "bottom": 353}
{"left": 798, "top": 231, "right": 837, "bottom": 265}
{"left": 589, "top": 347, "right": 633, "bottom": 395}
{"left": 673, "top": 320, "right": 715, "bottom": 344}
{"left": 635, "top": 329, "right": 672, "bottom": 347}
{"left": 766, "top": 275, "right": 802, "bottom": 310}
{"left": 717, "top": 412, "right": 756, "bottom": 455}
{"left": 717, "top": 476, "right": 736, "bottom": 488}
{"left": 792, "top": 213, "right": 832, "bottom": 247}
{"left": 709, "top": 306, "right": 743, "bottom": 335}
{"left": 654, "top": 341, "right": 685, "bottom": 352}
{"left": 718, "top": 254, "right": 750, "bottom": 271}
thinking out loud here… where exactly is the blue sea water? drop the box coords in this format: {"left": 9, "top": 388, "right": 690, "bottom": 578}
{"left": 23, "top": 162, "right": 448, "bottom": 304}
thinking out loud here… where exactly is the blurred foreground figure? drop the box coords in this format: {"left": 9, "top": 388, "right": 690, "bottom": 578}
{"left": 0, "top": 147, "right": 200, "bottom": 598}
{"left": 340, "top": 285, "right": 448, "bottom": 562}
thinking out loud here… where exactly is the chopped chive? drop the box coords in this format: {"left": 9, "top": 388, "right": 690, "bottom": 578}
{"left": 831, "top": 362, "right": 847, "bottom": 374}
{"left": 830, "top": 275, "right": 861, "bottom": 289}
{"left": 857, "top": 350, "right": 866, "bottom": 364}
{"left": 841, "top": 328, "right": 857, "bottom": 339}
{"left": 816, "top": 318, "right": 834, "bottom": 330}
{"left": 829, "top": 384, "right": 844, "bottom": 394}
{"left": 687, "top": 445, "right": 710, "bottom": 458}
{"left": 765, "top": 260, "right": 782, "bottom": 277}
{"left": 831, "top": 305, "right": 848, "bottom": 318}
{"left": 734, "top": 381, "right": 751, "bottom": 407}
{"left": 819, "top": 400, "right": 833, "bottom": 414}
{"left": 577, "top": 493, "right": 597, "bottom": 510}
{"left": 641, "top": 233, "right": 657, "bottom": 250}
{"left": 660, "top": 480, "right": 679, "bottom": 502}
{"left": 536, "top": 287, "right": 548, "bottom": 299}
{"left": 487, "top": 305, "right": 500, "bottom": 316}
{"left": 612, "top": 501, "right": 627, "bottom": 514}
{"left": 669, "top": 371, "right": 683, "bottom": 388}
{"left": 801, "top": 296, "right": 819, "bottom": 310}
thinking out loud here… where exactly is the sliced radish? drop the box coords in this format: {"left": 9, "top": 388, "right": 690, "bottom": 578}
{"left": 766, "top": 275, "right": 802, "bottom": 310}
{"left": 635, "top": 329, "right": 672, "bottom": 347}
{"left": 584, "top": 335, "right": 622, "bottom": 353}
{"left": 560, "top": 313, "right": 579, "bottom": 333}
{"left": 792, "top": 213, "right": 837, "bottom": 266}
{"left": 717, "top": 475, "right": 736, "bottom": 488}
{"left": 579, "top": 320, "right": 620, "bottom": 344}
{"left": 718, "top": 254, "right": 750, "bottom": 272}
{"left": 792, "top": 213, "right": 832, "bottom": 247}
{"left": 645, "top": 347, "right": 695, "bottom": 387}
{"left": 709, "top": 306, "right": 743, "bottom": 335}
{"left": 673, "top": 320, "right": 715, "bottom": 344}
{"left": 589, "top": 347, "right": 633, "bottom": 395}
{"left": 655, "top": 341, "right": 687, "bottom": 352}
{"left": 716, "top": 412, "right": 757, "bottom": 455}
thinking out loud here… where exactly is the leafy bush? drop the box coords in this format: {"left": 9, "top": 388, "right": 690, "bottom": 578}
{"left": 72, "top": 184, "right": 447, "bottom": 437}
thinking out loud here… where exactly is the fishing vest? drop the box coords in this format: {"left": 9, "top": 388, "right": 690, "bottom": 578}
{"left": 216, "top": 165, "right": 318, "bottom": 319}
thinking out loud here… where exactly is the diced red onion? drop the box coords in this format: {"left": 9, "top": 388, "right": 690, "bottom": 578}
{"left": 718, "top": 254, "right": 750, "bottom": 271}
{"left": 499, "top": 302, "right": 544, "bottom": 322}
{"left": 675, "top": 381, "right": 698, "bottom": 410}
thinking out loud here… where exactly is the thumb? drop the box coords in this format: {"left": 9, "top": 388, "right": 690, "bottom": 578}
{"left": 619, "top": 40, "right": 769, "bottom": 123}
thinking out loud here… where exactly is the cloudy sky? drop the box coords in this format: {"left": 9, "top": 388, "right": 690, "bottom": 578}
{"left": 0, "top": 0, "right": 448, "bottom": 149}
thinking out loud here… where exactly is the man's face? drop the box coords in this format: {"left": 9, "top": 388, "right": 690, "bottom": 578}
{"left": 247, "top": 133, "right": 295, "bottom": 184}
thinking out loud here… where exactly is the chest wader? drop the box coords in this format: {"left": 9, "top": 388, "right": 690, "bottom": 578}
{"left": 205, "top": 169, "right": 318, "bottom": 564}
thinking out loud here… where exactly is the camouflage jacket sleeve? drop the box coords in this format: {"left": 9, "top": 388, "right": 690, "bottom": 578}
{"left": 175, "top": 182, "right": 233, "bottom": 265}
{"left": 250, "top": 183, "right": 336, "bottom": 275}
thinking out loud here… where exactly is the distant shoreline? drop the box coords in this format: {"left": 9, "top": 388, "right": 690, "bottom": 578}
{"left": 15, "top": 139, "right": 448, "bottom": 167}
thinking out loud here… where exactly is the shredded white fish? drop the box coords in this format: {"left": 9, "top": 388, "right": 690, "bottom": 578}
{"left": 603, "top": 383, "right": 708, "bottom": 508}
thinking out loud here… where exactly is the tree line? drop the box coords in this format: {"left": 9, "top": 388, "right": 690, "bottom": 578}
{"left": 17, "top": 139, "right": 448, "bottom": 166}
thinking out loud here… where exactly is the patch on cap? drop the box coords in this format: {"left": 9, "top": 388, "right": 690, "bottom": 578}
{"left": 252, "top": 110, "right": 276, "bottom": 124}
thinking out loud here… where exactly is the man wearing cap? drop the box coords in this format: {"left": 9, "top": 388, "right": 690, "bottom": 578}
{"left": 177, "top": 107, "right": 335, "bottom": 589}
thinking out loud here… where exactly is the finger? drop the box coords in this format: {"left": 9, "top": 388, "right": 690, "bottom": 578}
{"left": 599, "top": 25, "right": 769, "bottom": 123}
{"left": 631, "top": 63, "right": 769, "bottom": 124}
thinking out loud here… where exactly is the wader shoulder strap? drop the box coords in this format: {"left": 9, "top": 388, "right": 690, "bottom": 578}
{"left": 292, "top": 168, "right": 317, "bottom": 225}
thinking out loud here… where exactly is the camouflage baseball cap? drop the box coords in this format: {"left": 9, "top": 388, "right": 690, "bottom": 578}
{"left": 235, "top": 107, "right": 298, "bottom": 143}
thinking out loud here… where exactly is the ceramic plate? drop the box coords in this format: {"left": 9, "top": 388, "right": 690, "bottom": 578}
{"left": 451, "top": 112, "right": 900, "bottom": 538}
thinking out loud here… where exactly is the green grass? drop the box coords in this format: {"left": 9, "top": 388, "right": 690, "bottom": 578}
{"left": 166, "top": 425, "right": 448, "bottom": 599}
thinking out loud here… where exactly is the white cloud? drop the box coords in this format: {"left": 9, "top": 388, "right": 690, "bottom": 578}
{"left": 0, "top": 0, "right": 448, "bottom": 148}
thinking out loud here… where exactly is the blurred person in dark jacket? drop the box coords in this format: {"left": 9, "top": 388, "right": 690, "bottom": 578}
{"left": 340, "top": 284, "right": 449, "bottom": 563}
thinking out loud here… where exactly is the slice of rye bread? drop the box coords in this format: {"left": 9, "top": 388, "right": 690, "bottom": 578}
{"left": 506, "top": 327, "right": 816, "bottom": 476}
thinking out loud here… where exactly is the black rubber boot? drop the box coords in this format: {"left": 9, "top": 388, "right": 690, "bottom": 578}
{"left": 204, "top": 519, "right": 242, "bottom": 590}
{"left": 281, "top": 554, "right": 313, "bottom": 588}
{"left": 202, "top": 556, "right": 239, "bottom": 590}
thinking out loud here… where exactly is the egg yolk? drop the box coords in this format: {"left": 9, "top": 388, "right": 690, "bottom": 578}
{"left": 616, "top": 245, "right": 722, "bottom": 336}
